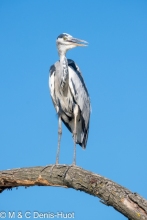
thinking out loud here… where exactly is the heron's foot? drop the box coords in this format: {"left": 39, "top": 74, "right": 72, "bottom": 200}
{"left": 40, "top": 165, "right": 53, "bottom": 174}
{"left": 62, "top": 164, "right": 73, "bottom": 181}
{"left": 72, "top": 161, "right": 76, "bottom": 166}
{"left": 49, "top": 164, "right": 57, "bottom": 177}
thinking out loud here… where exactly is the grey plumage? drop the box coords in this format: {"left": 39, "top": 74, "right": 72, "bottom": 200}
{"left": 49, "top": 33, "right": 90, "bottom": 165}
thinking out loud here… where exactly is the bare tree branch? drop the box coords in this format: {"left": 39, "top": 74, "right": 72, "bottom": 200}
{"left": 0, "top": 165, "right": 147, "bottom": 220}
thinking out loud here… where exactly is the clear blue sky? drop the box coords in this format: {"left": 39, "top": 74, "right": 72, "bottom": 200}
{"left": 0, "top": 1, "right": 147, "bottom": 219}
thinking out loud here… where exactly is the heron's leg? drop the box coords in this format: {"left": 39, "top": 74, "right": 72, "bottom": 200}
{"left": 56, "top": 116, "right": 62, "bottom": 164}
{"left": 73, "top": 105, "right": 79, "bottom": 165}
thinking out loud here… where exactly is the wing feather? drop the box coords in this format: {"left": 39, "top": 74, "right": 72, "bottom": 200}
{"left": 68, "top": 59, "right": 90, "bottom": 147}
{"left": 49, "top": 65, "right": 58, "bottom": 112}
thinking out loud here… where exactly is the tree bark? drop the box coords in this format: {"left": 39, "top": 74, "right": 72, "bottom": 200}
{"left": 0, "top": 165, "right": 147, "bottom": 220}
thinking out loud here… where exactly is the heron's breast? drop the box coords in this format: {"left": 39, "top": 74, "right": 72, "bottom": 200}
{"left": 54, "top": 85, "right": 73, "bottom": 116}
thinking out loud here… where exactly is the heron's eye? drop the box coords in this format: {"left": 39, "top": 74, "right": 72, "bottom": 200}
{"left": 63, "top": 36, "right": 67, "bottom": 41}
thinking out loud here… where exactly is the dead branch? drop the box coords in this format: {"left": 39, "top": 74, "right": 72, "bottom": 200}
{"left": 0, "top": 165, "right": 147, "bottom": 220}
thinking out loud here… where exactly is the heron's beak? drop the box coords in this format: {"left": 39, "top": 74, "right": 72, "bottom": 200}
{"left": 68, "top": 37, "right": 88, "bottom": 47}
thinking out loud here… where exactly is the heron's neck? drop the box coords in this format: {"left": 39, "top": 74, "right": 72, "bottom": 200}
{"left": 59, "top": 53, "right": 67, "bottom": 64}
{"left": 59, "top": 54, "right": 69, "bottom": 91}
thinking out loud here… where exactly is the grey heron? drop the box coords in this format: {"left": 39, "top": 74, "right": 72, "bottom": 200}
{"left": 49, "top": 33, "right": 90, "bottom": 165}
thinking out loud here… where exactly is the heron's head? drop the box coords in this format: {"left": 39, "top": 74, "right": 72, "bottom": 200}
{"left": 56, "top": 33, "right": 88, "bottom": 56}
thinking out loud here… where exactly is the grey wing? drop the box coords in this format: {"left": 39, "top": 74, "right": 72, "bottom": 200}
{"left": 68, "top": 59, "right": 91, "bottom": 148}
{"left": 49, "top": 64, "right": 58, "bottom": 113}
